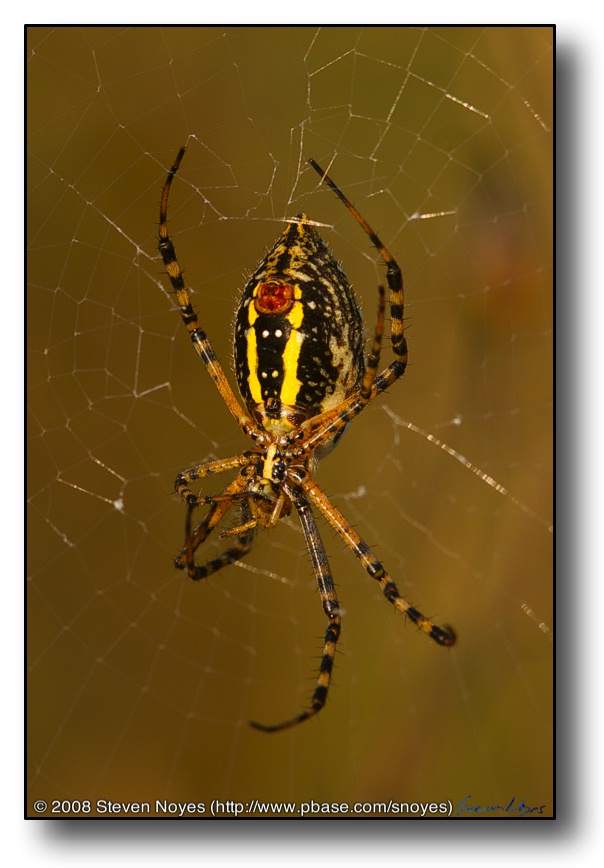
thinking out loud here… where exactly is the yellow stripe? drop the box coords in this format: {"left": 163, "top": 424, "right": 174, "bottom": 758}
{"left": 246, "top": 303, "right": 262, "bottom": 404}
{"left": 280, "top": 300, "right": 304, "bottom": 406}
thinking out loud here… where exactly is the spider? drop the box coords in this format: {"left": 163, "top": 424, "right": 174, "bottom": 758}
{"left": 158, "top": 147, "right": 456, "bottom": 733}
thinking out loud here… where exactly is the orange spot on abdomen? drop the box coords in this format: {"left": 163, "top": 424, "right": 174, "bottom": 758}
{"left": 255, "top": 282, "right": 294, "bottom": 314}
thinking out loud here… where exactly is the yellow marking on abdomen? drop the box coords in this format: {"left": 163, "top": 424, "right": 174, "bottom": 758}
{"left": 246, "top": 303, "right": 262, "bottom": 404}
{"left": 280, "top": 300, "right": 304, "bottom": 407}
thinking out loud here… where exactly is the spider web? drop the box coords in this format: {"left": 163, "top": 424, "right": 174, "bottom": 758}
{"left": 27, "top": 25, "right": 553, "bottom": 828}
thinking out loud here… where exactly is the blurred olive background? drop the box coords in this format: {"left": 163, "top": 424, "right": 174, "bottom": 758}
{"left": 27, "top": 26, "right": 552, "bottom": 817}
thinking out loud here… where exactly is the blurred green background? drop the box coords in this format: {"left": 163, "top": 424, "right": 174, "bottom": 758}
{"left": 27, "top": 26, "right": 552, "bottom": 817}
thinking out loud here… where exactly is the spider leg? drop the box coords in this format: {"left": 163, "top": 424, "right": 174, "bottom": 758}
{"left": 184, "top": 501, "right": 255, "bottom": 581}
{"left": 309, "top": 158, "right": 408, "bottom": 376}
{"left": 174, "top": 452, "right": 254, "bottom": 508}
{"left": 175, "top": 469, "right": 254, "bottom": 580}
{"left": 302, "top": 476, "right": 456, "bottom": 646}
{"left": 158, "top": 148, "right": 262, "bottom": 442}
{"left": 360, "top": 284, "right": 386, "bottom": 402}
{"left": 218, "top": 490, "right": 290, "bottom": 539}
{"left": 249, "top": 485, "right": 341, "bottom": 732}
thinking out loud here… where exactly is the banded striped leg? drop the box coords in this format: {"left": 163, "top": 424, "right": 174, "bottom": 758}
{"left": 249, "top": 486, "right": 342, "bottom": 732}
{"left": 158, "top": 147, "right": 261, "bottom": 441}
{"left": 175, "top": 472, "right": 255, "bottom": 580}
{"left": 360, "top": 284, "right": 386, "bottom": 403}
{"left": 302, "top": 476, "right": 456, "bottom": 646}
{"left": 174, "top": 452, "right": 253, "bottom": 508}
{"left": 309, "top": 158, "right": 408, "bottom": 377}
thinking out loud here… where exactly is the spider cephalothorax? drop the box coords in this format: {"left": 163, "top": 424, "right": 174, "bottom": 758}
{"left": 158, "top": 147, "right": 455, "bottom": 732}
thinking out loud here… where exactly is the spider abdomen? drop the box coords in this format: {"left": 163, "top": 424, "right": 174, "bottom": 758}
{"left": 234, "top": 215, "right": 365, "bottom": 435}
